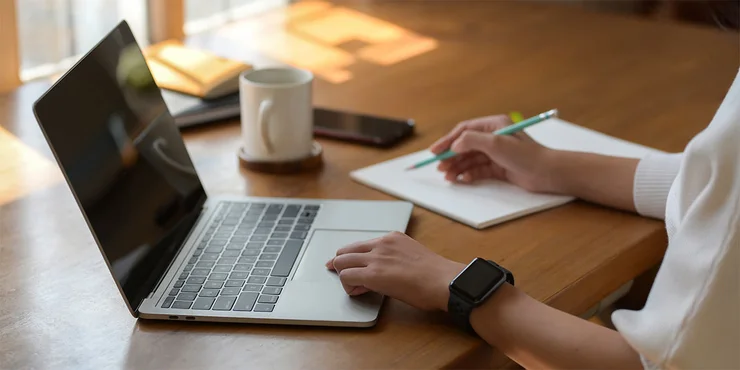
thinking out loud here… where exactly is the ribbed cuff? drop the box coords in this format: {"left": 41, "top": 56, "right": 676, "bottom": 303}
{"left": 633, "top": 153, "right": 683, "bottom": 219}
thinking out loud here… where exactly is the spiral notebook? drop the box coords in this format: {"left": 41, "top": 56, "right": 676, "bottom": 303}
{"left": 350, "top": 118, "right": 664, "bottom": 229}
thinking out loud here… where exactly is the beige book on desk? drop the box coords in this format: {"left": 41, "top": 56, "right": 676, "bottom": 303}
{"left": 144, "top": 40, "right": 252, "bottom": 99}
{"left": 351, "top": 118, "right": 664, "bottom": 229}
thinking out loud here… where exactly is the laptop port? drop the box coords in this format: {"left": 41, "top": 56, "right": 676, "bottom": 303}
{"left": 185, "top": 316, "right": 195, "bottom": 320}
{"left": 168, "top": 316, "right": 178, "bottom": 319}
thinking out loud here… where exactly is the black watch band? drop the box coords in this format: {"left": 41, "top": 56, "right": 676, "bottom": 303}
{"left": 448, "top": 260, "right": 514, "bottom": 335}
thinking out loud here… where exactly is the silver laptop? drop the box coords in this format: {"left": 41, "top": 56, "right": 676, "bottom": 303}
{"left": 32, "top": 21, "right": 412, "bottom": 327}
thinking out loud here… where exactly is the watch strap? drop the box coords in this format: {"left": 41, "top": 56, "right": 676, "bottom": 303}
{"left": 488, "top": 260, "right": 515, "bottom": 286}
{"left": 448, "top": 290, "right": 476, "bottom": 335}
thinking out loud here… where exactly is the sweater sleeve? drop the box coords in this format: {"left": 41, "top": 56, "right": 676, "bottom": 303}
{"left": 632, "top": 153, "right": 683, "bottom": 219}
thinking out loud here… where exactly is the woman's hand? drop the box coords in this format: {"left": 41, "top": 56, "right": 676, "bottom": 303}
{"left": 326, "top": 232, "right": 465, "bottom": 311}
{"left": 430, "top": 114, "right": 559, "bottom": 193}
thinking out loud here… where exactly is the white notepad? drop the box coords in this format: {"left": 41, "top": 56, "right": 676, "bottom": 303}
{"left": 350, "top": 118, "right": 664, "bottom": 229}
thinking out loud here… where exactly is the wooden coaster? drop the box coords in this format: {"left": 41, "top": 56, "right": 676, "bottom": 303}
{"left": 238, "top": 142, "right": 323, "bottom": 174}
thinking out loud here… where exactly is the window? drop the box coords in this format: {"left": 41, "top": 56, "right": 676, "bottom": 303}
{"left": 15, "top": 0, "right": 148, "bottom": 81}
{"left": 184, "top": 0, "right": 288, "bottom": 35}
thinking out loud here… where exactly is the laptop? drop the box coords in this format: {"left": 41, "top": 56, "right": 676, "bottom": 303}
{"left": 32, "top": 21, "right": 412, "bottom": 327}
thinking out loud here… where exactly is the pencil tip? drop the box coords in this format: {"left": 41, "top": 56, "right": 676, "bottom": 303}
{"left": 404, "top": 165, "right": 415, "bottom": 171}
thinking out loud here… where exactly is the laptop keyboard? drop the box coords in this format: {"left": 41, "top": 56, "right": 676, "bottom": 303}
{"left": 160, "top": 201, "right": 320, "bottom": 312}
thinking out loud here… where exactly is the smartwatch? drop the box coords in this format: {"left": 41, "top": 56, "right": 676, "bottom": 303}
{"left": 448, "top": 258, "right": 514, "bottom": 334}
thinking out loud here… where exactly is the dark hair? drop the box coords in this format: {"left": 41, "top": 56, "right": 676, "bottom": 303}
{"left": 709, "top": 0, "right": 739, "bottom": 30}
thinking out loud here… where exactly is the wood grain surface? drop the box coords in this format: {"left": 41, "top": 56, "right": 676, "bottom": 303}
{"left": 1, "top": 1, "right": 737, "bottom": 369}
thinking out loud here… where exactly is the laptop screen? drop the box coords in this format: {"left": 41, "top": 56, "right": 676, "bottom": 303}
{"left": 33, "top": 21, "right": 207, "bottom": 313}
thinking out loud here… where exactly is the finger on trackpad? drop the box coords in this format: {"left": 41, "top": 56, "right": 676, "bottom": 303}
{"left": 292, "top": 230, "right": 386, "bottom": 282}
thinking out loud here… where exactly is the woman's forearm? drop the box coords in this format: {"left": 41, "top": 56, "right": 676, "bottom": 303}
{"left": 544, "top": 151, "right": 639, "bottom": 212}
{"left": 470, "top": 284, "right": 642, "bottom": 369}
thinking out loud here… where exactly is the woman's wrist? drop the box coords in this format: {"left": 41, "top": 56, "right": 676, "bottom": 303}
{"left": 536, "top": 149, "right": 576, "bottom": 195}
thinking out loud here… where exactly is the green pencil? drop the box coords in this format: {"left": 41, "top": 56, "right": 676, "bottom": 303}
{"left": 405, "top": 109, "right": 559, "bottom": 171}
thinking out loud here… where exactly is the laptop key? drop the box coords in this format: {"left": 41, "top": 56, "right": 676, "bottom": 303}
{"left": 296, "top": 218, "right": 312, "bottom": 225}
{"left": 188, "top": 257, "right": 199, "bottom": 264}
{"left": 221, "top": 250, "right": 240, "bottom": 257}
{"left": 242, "top": 249, "right": 260, "bottom": 256}
{"left": 283, "top": 205, "right": 301, "bottom": 216}
{"left": 186, "top": 276, "right": 206, "bottom": 284}
{"left": 277, "top": 219, "right": 294, "bottom": 225}
{"left": 192, "top": 297, "right": 216, "bottom": 310}
{"left": 293, "top": 224, "right": 310, "bottom": 231}
{"left": 209, "top": 273, "right": 228, "bottom": 281}
{"left": 304, "top": 205, "right": 320, "bottom": 211}
{"left": 243, "top": 284, "right": 262, "bottom": 292}
{"left": 251, "top": 235, "right": 269, "bottom": 242}
{"left": 169, "top": 288, "right": 179, "bottom": 296}
{"left": 179, "top": 272, "right": 189, "bottom": 280}
{"left": 209, "top": 240, "right": 227, "bottom": 246}
{"left": 264, "top": 246, "right": 281, "bottom": 253}
{"left": 258, "top": 222, "right": 276, "bottom": 229}
{"left": 274, "top": 226, "right": 291, "bottom": 232}
{"left": 225, "top": 243, "right": 244, "bottom": 250}
{"left": 252, "top": 228, "right": 271, "bottom": 235}
{"left": 247, "top": 276, "right": 267, "bottom": 284}
{"left": 262, "top": 286, "right": 282, "bottom": 295}
{"left": 183, "top": 264, "right": 194, "bottom": 272}
{"left": 245, "top": 242, "right": 264, "bottom": 250}
{"left": 172, "top": 301, "right": 192, "bottom": 309}
{"left": 181, "top": 284, "right": 202, "bottom": 293}
{"left": 230, "top": 271, "right": 249, "bottom": 279}
{"left": 217, "top": 257, "right": 237, "bottom": 265}
{"left": 256, "top": 261, "right": 274, "bottom": 268}
{"left": 204, "top": 281, "right": 223, "bottom": 289}
{"left": 259, "top": 253, "right": 278, "bottom": 261}
{"left": 192, "top": 249, "right": 203, "bottom": 257}
{"left": 266, "top": 277, "right": 287, "bottom": 287}
{"left": 221, "top": 287, "right": 241, "bottom": 295}
{"left": 212, "top": 265, "right": 232, "bottom": 273}
{"left": 212, "top": 296, "right": 237, "bottom": 311}
{"left": 266, "top": 204, "right": 283, "bottom": 214}
{"left": 231, "top": 236, "right": 249, "bottom": 242}
{"left": 239, "top": 256, "right": 258, "bottom": 264}
{"left": 251, "top": 203, "right": 266, "bottom": 209}
{"left": 271, "top": 240, "right": 303, "bottom": 277}
{"left": 195, "top": 261, "right": 215, "bottom": 269}
{"left": 233, "top": 292, "right": 259, "bottom": 311}
{"left": 177, "top": 293, "right": 197, "bottom": 301}
{"left": 254, "top": 303, "right": 275, "bottom": 312}
{"left": 290, "top": 231, "right": 307, "bottom": 240}
{"left": 225, "top": 279, "right": 245, "bottom": 287}
{"left": 258, "top": 294, "right": 279, "bottom": 304}
{"left": 191, "top": 268, "right": 210, "bottom": 276}
{"left": 200, "top": 253, "right": 219, "bottom": 260}
{"left": 174, "top": 280, "right": 185, "bottom": 288}
{"left": 233, "top": 264, "right": 253, "bottom": 271}
{"left": 251, "top": 268, "right": 270, "bottom": 276}
{"left": 162, "top": 296, "right": 175, "bottom": 308}
{"left": 262, "top": 214, "right": 279, "bottom": 221}
{"left": 199, "top": 289, "right": 219, "bottom": 297}
{"left": 267, "top": 239, "right": 285, "bottom": 246}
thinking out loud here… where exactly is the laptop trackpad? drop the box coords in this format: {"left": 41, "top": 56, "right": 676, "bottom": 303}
{"left": 293, "top": 230, "right": 387, "bottom": 282}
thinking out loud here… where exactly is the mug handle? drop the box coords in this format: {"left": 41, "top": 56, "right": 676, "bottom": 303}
{"left": 258, "top": 99, "right": 274, "bottom": 154}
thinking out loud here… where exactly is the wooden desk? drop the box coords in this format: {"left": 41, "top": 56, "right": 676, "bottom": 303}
{"left": 1, "top": 1, "right": 737, "bottom": 369}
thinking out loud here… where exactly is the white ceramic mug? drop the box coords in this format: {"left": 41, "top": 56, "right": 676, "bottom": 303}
{"left": 239, "top": 67, "right": 314, "bottom": 162}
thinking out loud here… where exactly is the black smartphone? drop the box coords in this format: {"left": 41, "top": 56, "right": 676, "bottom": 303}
{"left": 313, "top": 107, "right": 415, "bottom": 147}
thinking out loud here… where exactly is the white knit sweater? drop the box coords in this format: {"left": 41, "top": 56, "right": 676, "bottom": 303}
{"left": 612, "top": 69, "right": 740, "bottom": 369}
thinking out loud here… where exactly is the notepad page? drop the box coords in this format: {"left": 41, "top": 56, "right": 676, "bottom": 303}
{"left": 350, "top": 118, "right": 664, "bottom": 229}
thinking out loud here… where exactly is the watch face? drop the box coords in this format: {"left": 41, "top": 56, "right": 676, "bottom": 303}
{"left": 451, "top": 258, "right": 506, "bottom": 302}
